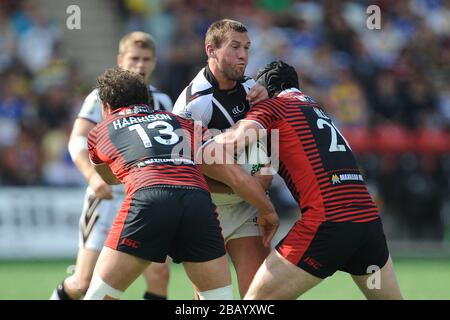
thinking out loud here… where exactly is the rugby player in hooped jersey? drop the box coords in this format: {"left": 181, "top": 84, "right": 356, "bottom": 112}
{"left": 173, "top": 19, "right": 276, "bottom": 298}
{"left": 204, "top": 61, "right": 403, "bottom": 300}
{"left": 51, "top": 32, "right": 172, "bottom": 301}
{"left": 83, "top": 68, "right": 278, "bottom": 300}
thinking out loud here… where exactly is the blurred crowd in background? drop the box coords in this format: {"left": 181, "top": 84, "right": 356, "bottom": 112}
{"left": 0, "top": 0, "right": 449, "bottom": 240}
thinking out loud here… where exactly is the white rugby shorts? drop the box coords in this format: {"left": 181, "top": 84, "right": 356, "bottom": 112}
{"left": 217, "top": 201, "right": 260, "bottom": 242}
{"left": 78, "top": 186, "right": 125, "bottom": 251}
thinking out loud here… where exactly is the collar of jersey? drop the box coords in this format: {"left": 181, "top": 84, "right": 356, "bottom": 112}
{"left": 204, "top": 65, "right": 220, "bottom": 88}
{"left": 111, "top": 104, "right": 153, "bottom": 116}
{"left": 277, "top": 88, "right": 302, "bottom": 97}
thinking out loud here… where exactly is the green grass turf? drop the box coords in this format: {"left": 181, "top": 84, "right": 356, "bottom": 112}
{"left": 0, "top": 257, "right": 449, "bottom": 300}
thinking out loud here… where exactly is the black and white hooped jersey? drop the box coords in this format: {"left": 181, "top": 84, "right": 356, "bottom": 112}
{"left": 78, "top": 85, "right": 173, "bottom": 124}
{"left": 173, "top": 66, "right": 255, "bottom": 130}
{"left": 173, "top": 66, "right": 256, "bottom": 206}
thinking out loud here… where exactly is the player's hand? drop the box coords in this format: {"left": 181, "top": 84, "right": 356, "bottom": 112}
{"left": 89, "top": 173, "right": 113, "bottom": 200}
{"left": 258, "top": 211, "right": 279, "bottom": 247}
{"left": 253, "top": 169, "right": 273, "bottom": 191}
{"left": 246, "top": 83, "right": 269, "bottom": 105}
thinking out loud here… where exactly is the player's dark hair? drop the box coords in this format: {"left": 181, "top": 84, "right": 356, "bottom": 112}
{"left": 96, "top": 68, "right": 149, "bottom": 110}
{"left": 205, "top": 19, "right": 248, "bottom": 48}
{"left": 255, "top": 60, "right": 299, "bottom": 98}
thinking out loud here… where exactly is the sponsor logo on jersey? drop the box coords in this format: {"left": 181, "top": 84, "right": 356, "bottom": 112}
{"left": 331, "top": 174, "right": 341, "bottom": 184}
{"left": 231, "top": 104, "right": 245, "bottom": 116}
{"left": 137, "top": 158, "right": 195, "bottom": 169}
{"left": 118, "top": 105, "right": 151, "bottom": 115}
{"left": 330, "top": 172, "right": 364, "bottom": 185}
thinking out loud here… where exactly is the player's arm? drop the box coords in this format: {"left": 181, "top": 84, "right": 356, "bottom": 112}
{"left": 201, "top": 120, "right": 277, "bottom": 245}
{"left": 68, "top": 118, "right": 113, "bottom": 199}
{"left": 205, "top": 177, "right": 233, "bottom": 193}
{"left": 199, "top": 161, "right": 278, "bottom": 247}
{"left": 203, "top": 121, "right": 272, "bottom": 192}
{"left": 214, "top": 119, "right": 267, "bottom": 153}
{"left": 253, "top": 166, "right": 273, "bottom": 190}
{"left": 93, "top": 163, "right": 121, "bottom": 185}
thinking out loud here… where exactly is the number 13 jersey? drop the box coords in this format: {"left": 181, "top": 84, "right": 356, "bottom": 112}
{"left": 87, "top": 105, "right": 208, "bottom": 195}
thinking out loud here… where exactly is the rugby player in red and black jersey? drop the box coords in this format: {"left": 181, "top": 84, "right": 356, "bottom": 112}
{"left": 83, "top": 68, "right": 278, "bottom": 300}
{"left": 204, "top": 61, "right": 403, "bottom": 300}
{"left": 52, "top": 32, "right": 173, "bottom": 301}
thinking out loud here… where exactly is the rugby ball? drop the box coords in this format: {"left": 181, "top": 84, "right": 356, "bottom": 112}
{"left": 236, "top": 140, "right": 270, "bottom": 175}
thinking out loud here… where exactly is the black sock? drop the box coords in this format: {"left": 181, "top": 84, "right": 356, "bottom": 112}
{"left": 57, "top": 281, "right": 73, "bottom": 300}
{"left": 143, "top": 291, "right": 167, "bottom": 300}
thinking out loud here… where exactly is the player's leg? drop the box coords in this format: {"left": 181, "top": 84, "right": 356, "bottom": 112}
{"left": 351, "top": 255, "right": 403, "bottom": 299}
{"left": 244, "top": 249, "right": 322, "bottom": 300}
{"left": 177, "top": 189, "right": 233, "bottom": 300}
{"left": 84, "top": 246, "right": 150, "bottom": 300}
{"left": 346, "top": 219, "right": 403, "bottom": 299}
{"left": 63, "top": 248, "right": 100, "bottom": 299}
{"left": 50, "top": 248, "right": 99, "bottom": 300}
{"left": 217, "top": 202, "right": 269, "bottom": 297}
{"left": 226, "top": 236, "right": 269, "bottom": 297}
{"left": 183, "top": 255, "right": 233, "bottom": 300}
{"left": 142, "top": 259, "right": 170, "bottom": 300}
{"left": 83, "top": 190, "right": 151, "bottom": 300}
{"left": 50, "top": 191, "right": 114, "bottom": 300}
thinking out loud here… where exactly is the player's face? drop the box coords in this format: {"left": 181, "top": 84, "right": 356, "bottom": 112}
{"left": 215, "top": 31, "right": 250, "bottom": 81}
{"left": 117, "top": 46, "right": 156, "bottom": 84}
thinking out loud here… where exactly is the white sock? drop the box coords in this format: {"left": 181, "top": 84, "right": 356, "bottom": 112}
{"left": 84, "top": 273, "right": 123, "bottom": 300}
{"left": 49, "top": 288, "right": 60, "bottom": 300}
{"left": 198, "top": 285, "right": 233, "bottom": 300}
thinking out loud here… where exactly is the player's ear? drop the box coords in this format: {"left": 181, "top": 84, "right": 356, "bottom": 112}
{"left": 206, "top": 44, "right": 216, "bottom": 59}
{"left": 101, "top": 101, "right": 112, "bottom": 118}
{"left": 117, "top": 54, "right": 123, "bottom": 67}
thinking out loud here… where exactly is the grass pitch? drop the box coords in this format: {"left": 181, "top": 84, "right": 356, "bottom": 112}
{"left": 0, "top": 257, "right": 449, "bottom": 300}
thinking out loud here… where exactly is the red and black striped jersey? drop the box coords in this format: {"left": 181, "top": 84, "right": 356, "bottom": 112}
{"left": 244, "top": 89, "right": 378, "bottom": 223}
{"left": 87, "top": 105, "right": 209, "bottom": 195}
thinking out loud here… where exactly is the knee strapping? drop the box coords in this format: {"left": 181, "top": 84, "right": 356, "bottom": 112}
{"left": 198, "top": 285, "right": 233, "bottom": 300}
{"left": 83, "top": 273, "right": 123, "bottom": 300}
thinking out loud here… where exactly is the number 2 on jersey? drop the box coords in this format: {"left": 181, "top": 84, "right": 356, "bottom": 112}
{"left": 129, "top": 121, "right": 180, "bottom": 148}
{"left": 317, "top": 118, "right": 351, "bottom": 152}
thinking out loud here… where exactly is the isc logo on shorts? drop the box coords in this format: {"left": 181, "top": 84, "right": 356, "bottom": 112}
{"left": 303, "top": 256, "right": 322, "bottom": 270}
{"left": 121, "top": 237, "right": 141, "bottom": 249}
